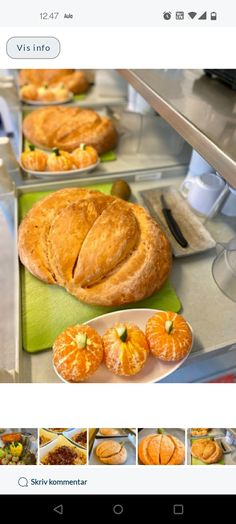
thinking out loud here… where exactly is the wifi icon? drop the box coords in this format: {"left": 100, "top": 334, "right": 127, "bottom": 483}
{"left": 188, "top": 12, "right": 197, "bottom": 19}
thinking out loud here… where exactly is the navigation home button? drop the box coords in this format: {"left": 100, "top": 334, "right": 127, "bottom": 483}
{"left": 113, "top": 504, "right": 124, "bottom": 515}
{"left": 6, "top": 37, "right": 60, "bottom": 59}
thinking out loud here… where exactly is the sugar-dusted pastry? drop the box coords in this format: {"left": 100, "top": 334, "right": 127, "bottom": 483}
{"left": 53, "top": 324, "right": 103, "bottom": 382}
{"left": 37, "top": 85, "right": 56, "bottom": 102}
{"left": 72, "top": 144, "right": 98, "bottom": 168}
{"left": 103, "top": 322, "right": 149, "bottom": 376}
{"left": 95, "top": 440, "right": 127, "bottom": 465}
{"left": 138, "top": 433, "right": 185, "bottom": 465}
{"left": 191, "top": 438, "right": 223, "bottom": 464}
{"left": 22, "top": 106, "right": 118, "bottom": 155}
{"left": 146, "top": 311, "right": 192, "bottom": 361}
{"left": 18, "top": 188, "right": 172, "bottom": 306}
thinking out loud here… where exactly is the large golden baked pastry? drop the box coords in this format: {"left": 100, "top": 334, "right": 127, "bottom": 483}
{"left": 139, "top": 433, "right": 185, "bottom": 465}
{"left": 96, "top": 440, "right": 127, "bottom": 465}
{"left": 22, "top": 106, "right": 118, "bottom": 155}
{"left": 18, "top": 188, "right": 172, "bottom": 306}
{"left": 19, "top": 69, "right": 90, "bottom": 94}
{"left": 191, "top": 438, "right": 223, "bottom": 464}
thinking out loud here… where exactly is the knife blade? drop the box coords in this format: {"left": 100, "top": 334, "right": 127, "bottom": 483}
{"left": 160, "top": 194, "right": 188, "bottom": 248}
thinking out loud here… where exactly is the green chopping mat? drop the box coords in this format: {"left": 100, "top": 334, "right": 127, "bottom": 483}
{"left": 19, "top": 186, "right": 181, "bottom": 353}
{"left": 191, "top": 439, "right": 224, "bottom": 466}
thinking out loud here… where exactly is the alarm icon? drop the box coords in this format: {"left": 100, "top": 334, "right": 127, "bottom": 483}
{"left": 163, "top": 12, "right": 172, "bottom": 20}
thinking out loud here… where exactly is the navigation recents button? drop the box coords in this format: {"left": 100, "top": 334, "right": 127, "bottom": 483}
{"left": 6, "top": 37, "right": 60, "bottom": 59}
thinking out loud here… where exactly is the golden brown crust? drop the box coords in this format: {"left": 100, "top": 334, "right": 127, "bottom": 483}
{"left": 191, "top": 439, "right": 223, "bottom": 464}
{"left": 19, "top": 69, "right": 90, "bottom": 94}
{"left": 18, "top": 188, "right": 172, "bottom": 306}
{"left": 138, "top": 434, "right": 185, "bottom": 466}
{"left": 99, "top": 429, "right": 120, "bottom": 436}
{"left": 95, "top": 441, "right": 127, "bottom": 465}
{"left": 191, "top": 428, "right": 209, "bottom": 436}
{"left": 22, "top": 106, "right": 118, "bottom": 155}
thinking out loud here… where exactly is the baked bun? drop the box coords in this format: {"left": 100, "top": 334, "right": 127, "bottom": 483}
{"left": 18, "top": 188, "right": 172, "bottom": 306}
{"left": 22, "top": 106, "right": 118, "bottom": 155}
{"left": 99, "top": 429, "right": 120, "bottom": 436}
{"left": 19, "top": 69, "right": 90, "bottom": 94}
{"left": 96, "top": 440, "right": 127, "bottom": 464}
{"left": 191, "top": 439, "right": 223, "bottom": 464}
{"left": 138, "top": 434, "right": 185, "bottom": 465}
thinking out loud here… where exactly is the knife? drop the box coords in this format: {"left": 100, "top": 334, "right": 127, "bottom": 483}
{"left": 160, "top": 194, "right": 188, "bottom": 248}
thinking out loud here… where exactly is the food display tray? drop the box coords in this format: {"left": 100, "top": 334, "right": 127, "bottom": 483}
{"left": 89, "top": 434, "right": 137, "bottom": 466}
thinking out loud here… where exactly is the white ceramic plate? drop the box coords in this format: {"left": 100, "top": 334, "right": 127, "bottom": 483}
{"left": 20, "top": 92, "right": 74, "bottom": 105}
{"left": 19, "top": 159, "right": 100, "bottom": 179}
{"left": 54, "top": 308, "right": 193, "bottom": 384}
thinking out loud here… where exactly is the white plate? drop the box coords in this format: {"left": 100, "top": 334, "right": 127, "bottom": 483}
{"left": 20, "top": 92, "right": 74, "bottom": 105}
{"left": 54, "top": 309, "right": 193, "bottom": 384}
{"left": 19, "top": 159, "right": 100, "bottom": 179}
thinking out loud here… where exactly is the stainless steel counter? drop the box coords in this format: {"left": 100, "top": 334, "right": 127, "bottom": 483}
{"left": 118, "top": 70, "right": 236, "bottom": 187}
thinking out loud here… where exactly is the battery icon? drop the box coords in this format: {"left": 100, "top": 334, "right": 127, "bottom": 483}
{"left": 210, "top": 12, "right": 217, "bottom": 20}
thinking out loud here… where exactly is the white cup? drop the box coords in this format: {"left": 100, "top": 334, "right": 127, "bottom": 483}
{"left": 181, "top": 172, "right": 226, "bottom": 215}
{"left": 221, "top": 186, "right": 236, "bottom": 216}
{"left": 188, "top": 150, "right": 213, "bottom": 177}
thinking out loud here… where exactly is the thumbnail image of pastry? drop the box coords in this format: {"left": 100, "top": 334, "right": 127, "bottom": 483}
{"left": 39, "top": 428, "right": 87, "bottom": 465}
{"left": 89, "top": 428, "right": 136, "bottom": 465}
{"left": 138, "top": 428, "right": 185, "bottom": 465}
{"left": 0, "top": 428, "right": 38, "bottom": 465}
{"left": 188, "top": 428, "right": 236, "bottom": 465}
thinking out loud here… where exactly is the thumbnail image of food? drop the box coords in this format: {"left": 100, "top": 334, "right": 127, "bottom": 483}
{"left": 39, "top": 428, "right": 87, "bottom": 465}
{"left": 89, "top": 428, "right": 136, "bottom": 465}
{"left": 0, "top": 428, "right": 37, "bottom": 465}
{"left": 188, "top": 428, "right": 236, "bottom": 465}
{"left": 138, "top": 428, "right": 186, "bottom": 465}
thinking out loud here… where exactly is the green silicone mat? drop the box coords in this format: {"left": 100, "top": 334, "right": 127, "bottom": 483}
{"left": 19, "top": 185, "right": 181, "bottom": 353}
{"left": 191, "top": 439, "right": 224, "bottom": 465}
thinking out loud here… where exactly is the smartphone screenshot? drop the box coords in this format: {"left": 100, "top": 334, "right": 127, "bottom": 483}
{"left": 0, "top": 0, "right": 236, "bottom": 518}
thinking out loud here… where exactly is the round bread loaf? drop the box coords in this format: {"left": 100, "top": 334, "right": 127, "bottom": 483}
{"left": 191, "top": 438, "right": 223, "bottom": 464}
{"left": 18, "top": 188, "right": 172, "bottom": 306}
{"left": 99, "top": 429, "right": 120, "bottom": 436}
{"left": 138, "top": 433, "right": 185, "bottom": 465}
{"left": 22, "top": 106, "right": 118, "bottom": 155}
{"left": 96, "top": 440, "right": 127, "bottom": 465}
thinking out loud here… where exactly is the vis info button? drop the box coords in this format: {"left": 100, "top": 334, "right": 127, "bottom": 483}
{"left": 6, "top": 37, "right": 60, "bottom": 59}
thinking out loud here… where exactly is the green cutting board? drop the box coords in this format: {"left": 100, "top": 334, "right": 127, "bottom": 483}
{"left": 19, "top": 185, "right": 181, "bottom": 353}
{"left": 191, "top": 439, "right": 224, "bottom": 465}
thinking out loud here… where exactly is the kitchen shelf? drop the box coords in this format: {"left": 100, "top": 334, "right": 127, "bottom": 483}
{"left": 118, "top": 69, "right": 236, "bottom": 188}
